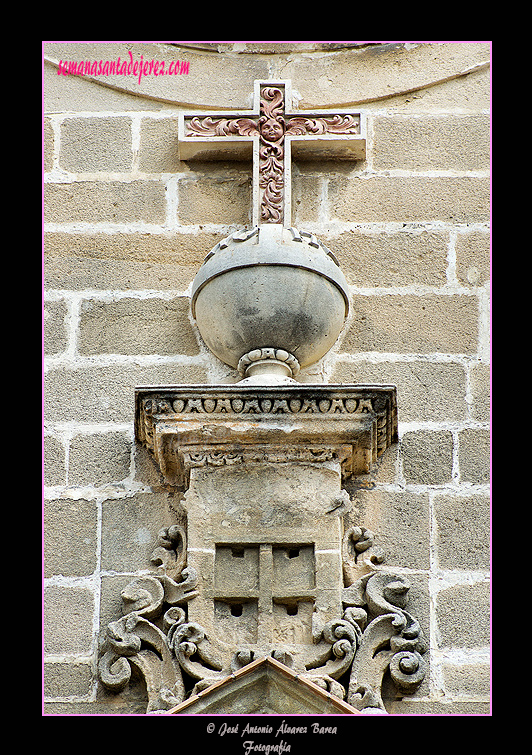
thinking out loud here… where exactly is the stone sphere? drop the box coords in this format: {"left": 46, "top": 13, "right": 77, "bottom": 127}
{"left": 191, "top": 226, "right": 350, "bottom": 372}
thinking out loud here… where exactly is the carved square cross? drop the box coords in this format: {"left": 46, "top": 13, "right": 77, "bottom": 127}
{"left": 213, "top": 543, "right": 316, "bottom": 646}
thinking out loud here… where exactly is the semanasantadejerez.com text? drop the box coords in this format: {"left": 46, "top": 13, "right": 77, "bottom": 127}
{"left": 57, "top": 50, "right": 190, "bottom": 83}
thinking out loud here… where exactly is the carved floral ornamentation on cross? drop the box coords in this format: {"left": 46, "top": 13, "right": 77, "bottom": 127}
{"left": 179, "top": 80, "right": 365, "bottom": 227}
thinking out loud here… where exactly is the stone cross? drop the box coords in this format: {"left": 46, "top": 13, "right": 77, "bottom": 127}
{"left": 178, "top": 80, "right": 366, "bottom": 228}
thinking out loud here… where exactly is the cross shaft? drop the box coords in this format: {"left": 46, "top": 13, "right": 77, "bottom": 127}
{"left": 178, "top": 80, "right": 365, "bottom": 228}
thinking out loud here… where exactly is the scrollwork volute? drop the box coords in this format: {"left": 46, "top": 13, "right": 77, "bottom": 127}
{"left": 99, "top": 522, "right": 426, "bottom": 713}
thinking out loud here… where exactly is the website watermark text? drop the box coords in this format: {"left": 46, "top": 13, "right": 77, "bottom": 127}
{"left": 57, "top": 50, "right": 189, "bottom": 84}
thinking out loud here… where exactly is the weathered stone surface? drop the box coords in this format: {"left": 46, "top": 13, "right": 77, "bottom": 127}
{"left": 59, "top": 117, "right": 133, "bottom": 173}
{"left": 329, "top": 176, "right": 490, "bottom": 224}
{"left": 434, "top": 493, "right": 490, "bottom": 570}
{"left": 347, "top": 489, "right": 430, "bottom": 570}
{"left": 177, "top": 176, "right": 251, "bottom": 225}
{"left": 469, "top": 363, "right": 490, "bottom": 423}
{"left": 78, "top": 296, "right": 199, "bottom": 356}
{"left": 341, "top": 294, "right": 479, "bottom": 355}
{"left": 373, "top": 114, "right": 490, "bottom": 171}
{"left": 331, "top": 360, "right": 468, "bottom": 423}
{"left": 455, "top": 231, "right": 491, "bottom": 287}
{"left": 100, "top": 492, "right": 178, "bottom": 572}
{"left": 68, "top": 432, "right": 132, "bottom": 486}
{"left": 44, "top": 181, "right": 167, "bottom": 224}
{"left": 44, "top": 363, "right": 208, "bottom": 424}
{"left": 327, "top": 229, "right": 449, "bottom": 287}
{"left": 43, "top": 585, "right": 95, "bottom": 654}
{"left": 44, "top": 498, "right": 98, "bottom": 577}
{"left": 458, "top": 428, "right": 490, "bottom": 484}
{"left": 436, "top": 582, "right": 490, "bottom": 648}
{"left": 43, "top": 435, "right": 66, "bottom": 487}
{"left": 44, "top": 662, "right": 93, "bottom": 698}
{"left": 401, "top": 430, "right": 454, "bottom": 485}
{"left": 44, "top": 299, "right": 68, "bottom": 355}
{"left": 443, "top": 662, "right": 490, "bottom": 699}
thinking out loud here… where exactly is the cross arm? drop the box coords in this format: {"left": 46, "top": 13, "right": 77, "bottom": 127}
{"left": 177, "top": 80, "right": 366, "bottom": 226}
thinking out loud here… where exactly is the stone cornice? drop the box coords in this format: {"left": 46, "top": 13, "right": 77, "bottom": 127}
{"left": 135, "top": 384, "right": 398, "bottom": 487}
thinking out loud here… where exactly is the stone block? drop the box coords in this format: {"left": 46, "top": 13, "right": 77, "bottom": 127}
{"left": 458, "top": 428, "right": 490, "bottom": 484}
{"left": 44, "top": 498, "right": 98, "bottom": 577}
{"left": 44, "top": 363, "right": 207, "bottom": 424}
{"left": 340, "top": 293, "right": 479, "bottom": 355}
{"left": 327, "top": 229, "right": 449, "bottom": 287}
{"left": 272, "top": 599, "right": 313, "bottom": 645}
{"left": 59, "top": 117, "right": 133, "bottom": 173}
{"left": 133, "top": 443, "right": 166, "bottom": 488}
{"left": 386, "top": 699, "right": 490, "bottom": 715}
{"left": 373, "top": 114, "right": 490, "bottom": 171}
{"left": 138, "top": 117, "right": 185, "bottom": 173}
{"left": 44, "top": 255, "right": 199, "bottom": 293}
{"left": 78, "top": 296, "right": 199, "bottom": 356}
{"left": 443, "top": 662, "right": 490, "bottom": 699}
{"left": 68, "top": 432, "right": 132, "bottom": 486}
{"left": 370, "top": 66, "right": 490, "bottom": 113}
{"left": 44, "top": 299, "right": 68, "bottom": 355}
{"left": 44, "top": 180, "right": 167, "bottom": 224}
{"left": 436, "top": 582, "right": 490, "bottom": 648}
{"left": 43, "top": 435, "right": 66, "bottom": 486}
{"left": 401, "top": 430, "right": 454, "bottom": 486}
{"left": 331, "top": 359, "right": 467, "bottom": 423}
{"left": 291, "top": 174, "right": 324, "bottom": 226}
{"left": 348, "top": 489, "right": 430, "bottom": 570}
{"left": 44, "top": 661, "right": 93, "bottom": 698}
{"left": 185, "top": 464, "right": 344, "bottom": 551}
{"left": 455, "top": 231, "right": 491, "bottom": 287}
{"left": 433, "top": 493, "right": 490, "bottom": 570}
{"left": 469, "top": 362, "right": 490, "bottom": 423}
{"left": 100, "top": 492, "right": 178, "bottom": 572}
{"left": 44, "top": 118, "right": 54, "bottom": 172}
{"left": 43, "top": 230, "right": 220, "bottom": 291}
{"left": 44, "top": 230, "right": 218, "bottom": 267}
{"left": 215, "top": 600, "right": 258, "bottom": 645}
{"left": 177, "top": 175, "right": 251, "bottom": 225}
{"left": 329, "top": 176, "right": 490, "bottom": 224}
{"left": 43, "top": 585, "right": 95, "bottom": 654}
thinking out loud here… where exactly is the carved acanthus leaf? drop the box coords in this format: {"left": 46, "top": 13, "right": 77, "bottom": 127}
{"left": 286, "top": 114, "right": 360, "bottom": 136}
{"left": 186, "top": 116, "right": 258, "bottom": 137}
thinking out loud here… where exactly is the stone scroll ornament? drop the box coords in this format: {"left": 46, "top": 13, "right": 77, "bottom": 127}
{"left": 99, "top": 524, "right": 427, "bottom": 713}
{"left": 185, "top": 84, "right": 360, "bottom": 226}
{"left": 98, "top": 525, "right": 199, "bottom": 712}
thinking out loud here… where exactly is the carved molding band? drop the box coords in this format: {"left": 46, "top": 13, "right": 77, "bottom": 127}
{"left": 137, "top": 387, "right": 396, "bottom": 419}
{"left": 237, "top": 347, "right": 301, "bottom": 377}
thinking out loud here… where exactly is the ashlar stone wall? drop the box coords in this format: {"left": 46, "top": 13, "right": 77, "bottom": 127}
{"left": 43, "top": 42, "right": 491, "bottom": 714}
